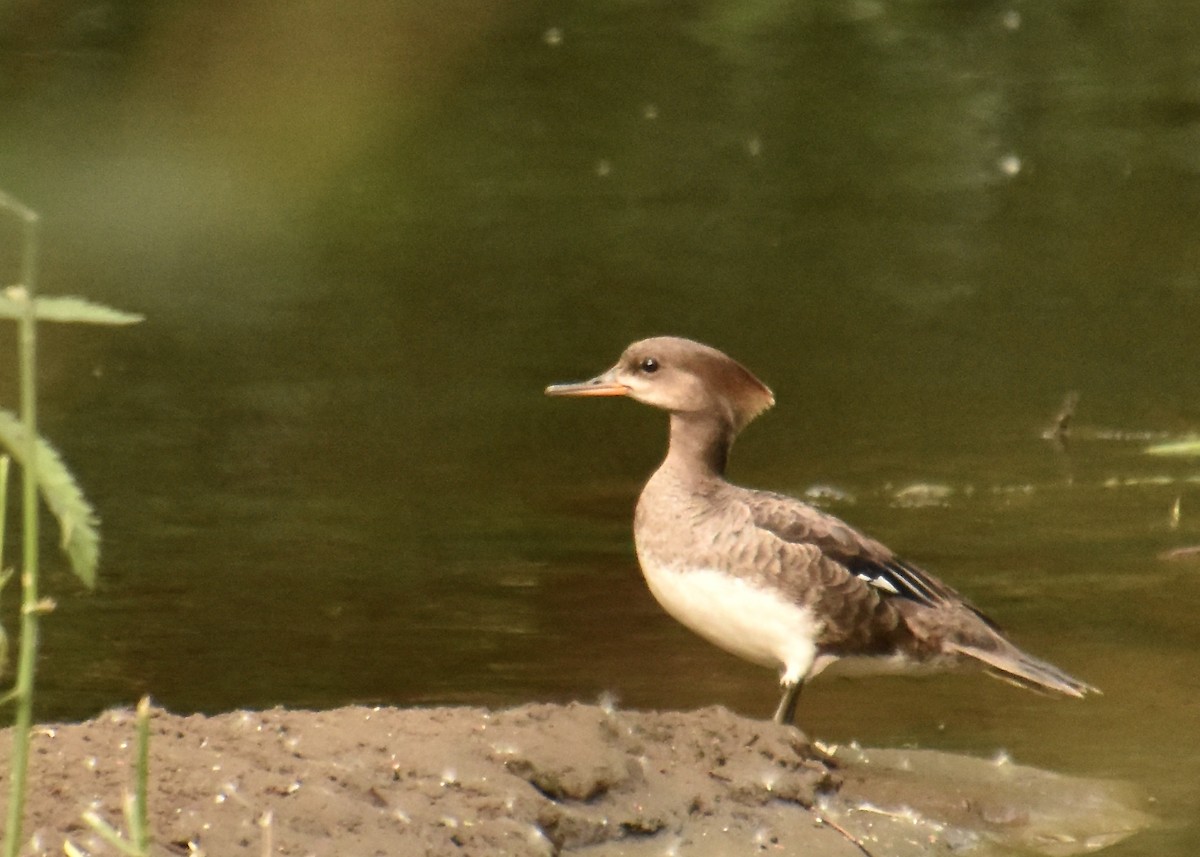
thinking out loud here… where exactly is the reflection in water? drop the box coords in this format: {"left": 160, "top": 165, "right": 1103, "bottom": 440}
{"left": 2, "top": 2, "right": 1199, "bottom": 853}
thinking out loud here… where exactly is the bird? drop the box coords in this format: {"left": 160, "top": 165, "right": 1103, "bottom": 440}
{"left": 545, "top": 336, "right": 1096, "bottom": 724}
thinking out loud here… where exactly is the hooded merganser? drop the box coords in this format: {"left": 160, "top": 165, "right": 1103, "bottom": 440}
{"left": 546, "top": 336, "right": 1096, "bottom": 724}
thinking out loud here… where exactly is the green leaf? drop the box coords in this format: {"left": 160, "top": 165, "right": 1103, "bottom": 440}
{"left": 1145, "top": 438, "right": 1200, "bottom": 457}
{"left": 0, "top": 409, "right": 99, "bottom": 588}
{"left": 0, "top": 293, "right": 143, "bottom": 325}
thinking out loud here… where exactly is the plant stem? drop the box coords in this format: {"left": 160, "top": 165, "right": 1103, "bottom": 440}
{"left": 0, "top": 456, "right": 10, "bottom": 676}
{"left": 0, "top": 455, "right": 9, "bottom": 568}
{"left": 2, "top": 200, "right": 41, "bottom": 857}
{"left": 133, "top": 696, "right": 151, "bottom": 854}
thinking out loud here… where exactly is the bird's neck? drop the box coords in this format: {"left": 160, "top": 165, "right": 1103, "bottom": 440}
{"left": 662, "top": 412, "right": 736, "bottom": 480}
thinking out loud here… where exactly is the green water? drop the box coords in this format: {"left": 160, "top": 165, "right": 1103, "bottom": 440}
{"left": 2, "top": 2, "right": 1199, "bottom": 853}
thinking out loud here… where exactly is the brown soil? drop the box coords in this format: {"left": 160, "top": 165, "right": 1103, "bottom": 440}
{"left": 0, "top": 703, "right": 1151, "bottom": 857}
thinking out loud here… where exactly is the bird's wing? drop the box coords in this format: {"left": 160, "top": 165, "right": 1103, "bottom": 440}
{"left": 747, "top": 490, "right": 998, "bottom": 625}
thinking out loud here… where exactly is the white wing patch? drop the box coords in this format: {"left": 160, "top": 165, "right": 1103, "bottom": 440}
{"left": 857, "top": 572, "right": 900, "bottom": 595}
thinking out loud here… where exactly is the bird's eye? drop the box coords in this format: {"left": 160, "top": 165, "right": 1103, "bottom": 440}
{"left": 639, "top": 357, "right": 659, "bottom": 373}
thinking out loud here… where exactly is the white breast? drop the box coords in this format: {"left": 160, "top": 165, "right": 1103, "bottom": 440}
{"left": 639, "top": 557, "right": 822, "bottom": 685}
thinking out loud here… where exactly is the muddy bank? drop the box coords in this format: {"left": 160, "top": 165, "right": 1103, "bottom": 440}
{"left": 0, "top": 703, "right": 1150, "bottom": 856}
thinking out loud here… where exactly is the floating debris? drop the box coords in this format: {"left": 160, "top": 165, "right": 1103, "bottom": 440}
{"left": 989, "top": 483, "right": 1034, "bottom": 496}
{"left": 1042, "top": 391, "right": 1079, "bottom": 449}
{"left": 891, "top": 483, "right": 953, "bottom": 508}
{"left": 997, "top": 153, "right": 1022, "bottom": 177}
{"left": 804, "top": 484, "right": 855, "bottom": 505}
{"left": 1146, "top": 437, "right": 1200, "bottom": 457}
{"left": 1103, "top": 475, "right": 1178, "bottom": 488}
{"left": 1159, "top": 545, "right": 1200, "bottom": 562}
{"left": 1084, "top": 428, "right": 1169, "bottom": 441}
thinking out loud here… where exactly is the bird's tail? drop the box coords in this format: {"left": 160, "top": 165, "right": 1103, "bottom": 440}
{"left": 948, "top": 640, "right": 1099, "bottom": 698}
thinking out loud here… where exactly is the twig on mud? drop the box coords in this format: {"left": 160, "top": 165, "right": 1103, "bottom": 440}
{"left": 811, "top": 810, "right": 877, "bottom": 857}
{"left": 259, "top": 809, "right": 274, "bottom": 857}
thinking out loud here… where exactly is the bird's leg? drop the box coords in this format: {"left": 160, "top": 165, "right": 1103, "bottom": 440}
{"left": 773, "top": 680, "right": 803, "bottom": 725}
